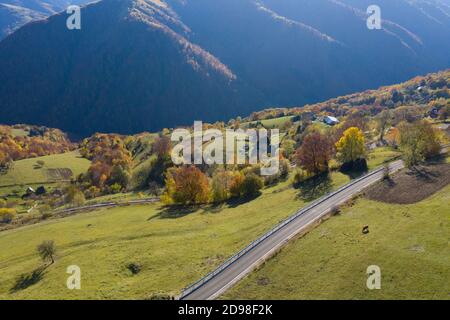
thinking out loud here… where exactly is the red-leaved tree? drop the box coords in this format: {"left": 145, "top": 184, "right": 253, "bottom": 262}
{"left": 296, "top": 132, "right": 335, "bottom": 175}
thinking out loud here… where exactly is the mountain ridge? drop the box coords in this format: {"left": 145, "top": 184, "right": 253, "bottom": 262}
{"left": 0, "top": 0, "right": 449, "bottom": 136}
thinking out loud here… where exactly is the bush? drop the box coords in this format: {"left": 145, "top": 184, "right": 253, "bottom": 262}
{"left": 84, "top": 186, "right": 101, "bottom": 199}
{"left": 64, "top": 186, "right": 86, "bottom": 207}
{"left": 126, "top": 263, "right": 141, "bottom": 275}
{"left": 330, "top": 205, "right": 341, "bottom": 216}
{"left": 241, "top": 173, "right": 264, "bottom": 198}
{"left": 293, "top": 169, "right": 308, "bottom": 185}
{"left": 0, "top": 208, "right": 16, "bottom": 223}
{"left": 382, "top": 164, "right": 390, "bottom": 180}
{"left": 109, "top": 183, "right": 122, "bottom": 194}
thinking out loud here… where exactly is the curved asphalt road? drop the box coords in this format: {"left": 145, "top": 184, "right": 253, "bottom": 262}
{"left": 182, "top": 160, "right": 406, "bottom": 300}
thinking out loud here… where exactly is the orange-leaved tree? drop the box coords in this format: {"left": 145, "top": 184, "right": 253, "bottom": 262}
{"left": 162, "top": 166, "right": 210, "bottom": 205}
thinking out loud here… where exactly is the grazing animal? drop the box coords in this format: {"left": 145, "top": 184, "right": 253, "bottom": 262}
{"left": 362, "top": 225, "right": 370, "bottom": 234}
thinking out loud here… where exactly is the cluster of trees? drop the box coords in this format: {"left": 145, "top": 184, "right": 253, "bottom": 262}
{"left": 248, "top": 109, "right": 289, "bottom": 122}
{"left": 239, "top": 70, "right": 448, "bottom": 129}
{"left": 398, "top": 121, "right": 442, "bottom": 168}
{"left": 131, "top": 135, "right": 173, "bottom": 191}
{"left": 71, "top": 130, "right": 288, "bottom": 206}
{"left": 0, "top": 125, "right": 74, "bottom": 169}
{"left": 294, "top": 126, "right": 367, "bottom": 181}
{"left": 162, "top": 165, "right": 267, "bottom": 205}
{"left": 428, "top": 98, "right": 450, "bottom": 120}
{"left": 78, "top": 134, "right": 133, "bottom": 195}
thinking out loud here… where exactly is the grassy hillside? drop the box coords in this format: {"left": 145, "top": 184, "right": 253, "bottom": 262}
{"left": 0, "top": 151, "right": 91, "bottom": 187}
{"left": 223, "top": 185, "right": 450, "bottom": 300}
{"left": 0, "top": 171, "right": 352, "bottom": 299}
{"left": 366, "top": 147, "right": 402, "bottom": 168}
{"left": 242, "top": 116, "right": 295, "bottom": 129}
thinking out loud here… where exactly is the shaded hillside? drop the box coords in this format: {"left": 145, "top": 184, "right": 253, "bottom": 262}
{"left": 0, "top": 0, "right": 90, "bottom": 39}
{"left": 0, "top": 0, "right": 449, "bottom": 136}
{"left": 0, "top": 0, "right": 260, "bottom": 136}
{"left": 168, "top": 0, "right": 450, "bottom": 105}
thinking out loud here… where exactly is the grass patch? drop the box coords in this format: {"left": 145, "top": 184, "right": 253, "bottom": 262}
{"left": 10, "top": 128, "right": 29, "bottom": 138}
{"left": 0, "top": 147, "right": 404, "bottom": 298}
{"left": 222, "top": 185, "right": 450, "bottom": 300}
{"left": 366, "top": 147, "right": 402, "bottom": 169}
{"left": 0, "top": 172, "right": 350, "bottom": 299}
{"left": 0, "top": 151, "right": 91, "bottom": 187}
{"left": 243, "top": 116, "right": 294, "bottom": 129}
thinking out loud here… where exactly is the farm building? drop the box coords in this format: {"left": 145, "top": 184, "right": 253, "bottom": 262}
{"left": 324, "top": 116, "right": 339, "bottom": 126}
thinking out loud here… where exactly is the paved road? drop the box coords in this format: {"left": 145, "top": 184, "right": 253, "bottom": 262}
{"left": 181, "top": 160, "right": 406, "bottom": 300}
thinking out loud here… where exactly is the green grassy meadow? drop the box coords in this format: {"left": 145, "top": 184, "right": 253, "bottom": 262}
{"left": 0, "top": 151, "right": 91, "bottom": 188}
{"left": 366, "top": 147, "right": 402, "bottom": 168}
{"left": 0, "top": 146, "right": 441, "bottom": 299}
{"left": 0, "top": 171, "right": 351, "bottom": 299}
{"left": 223, "top": 185, "right": 450, "bottom": 300}
{"left": 243, "top": 116, "right": 295, "bottom": 129}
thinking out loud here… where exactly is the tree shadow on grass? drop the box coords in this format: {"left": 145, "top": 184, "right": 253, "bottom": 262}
{"left": 203, "top": 203, "right": 226, "bottom": 214}
{"left": 339, "top": 159, "right": 369, "bottom": 180}
{"left": 380, "top": 176, "right": 396, "bottom": 188}
{"left": 202, "top": 193, "right": 261, "bottom": 214}
{"left": 10, "top": 265, "right": 48, "bottom": 293}
{"left": 150, "top": 205, "right": 198, "bottom": 220}
{"left": 407, "top": 166, "right": 440, "bottom": 183}
{"left": 295, "top": 174, "right": 333, "bottom": 202}
{"left": 426, "top": 154, "right": 447, "bottom": 165}
{"left": 226, "top": 193, "right": 261, "bottom": 209}
{"left": 341, "top": 169, "right": 368, "bottom": 180}
{"left": 148, "top": 193, "right": 262, "bottom": 219}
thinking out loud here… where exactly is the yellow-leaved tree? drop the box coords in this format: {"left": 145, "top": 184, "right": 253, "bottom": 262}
{"left": 335, "top": 127, "right": 366, "bottom": 164}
